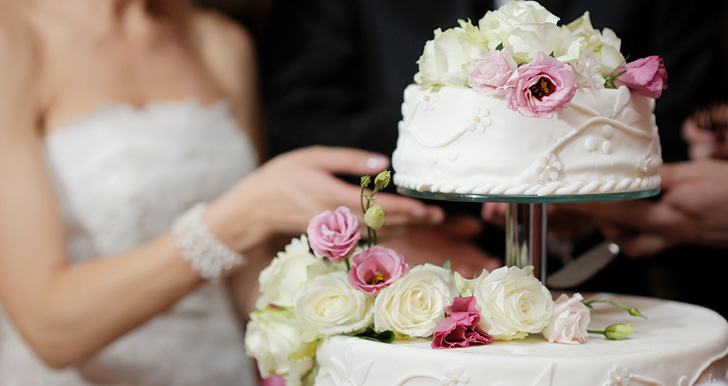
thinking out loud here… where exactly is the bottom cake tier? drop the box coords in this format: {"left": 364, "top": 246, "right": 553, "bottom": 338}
{"left": 315, "top": 293, "right": 728, "bottom": 386}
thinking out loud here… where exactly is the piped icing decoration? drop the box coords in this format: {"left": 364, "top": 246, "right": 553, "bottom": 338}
{"left": 465, "top": 107, "right": 491, "bottom": 132}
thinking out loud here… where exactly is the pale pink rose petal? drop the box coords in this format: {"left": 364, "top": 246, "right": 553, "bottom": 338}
{"left": 543, "top": 293, "right": 591, "bottom": 344}
{"left": 469, "top": 48, "right": 518, "bottom": 96}
{"left": 307, "top": 206, "right": 361, "bottom": 262}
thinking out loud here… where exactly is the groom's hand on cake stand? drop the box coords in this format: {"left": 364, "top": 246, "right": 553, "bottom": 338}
{"left": 562, "top": 160, "right": 728, "bottom": 258}
{"left": 377, "top": 214, "right": 502, "bottom": 278}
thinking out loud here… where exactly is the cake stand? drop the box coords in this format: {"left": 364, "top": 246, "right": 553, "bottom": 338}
{"left": 397, "top": 187, "right": 659, "bottom": 283}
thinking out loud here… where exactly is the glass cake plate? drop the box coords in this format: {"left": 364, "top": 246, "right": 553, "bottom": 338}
{"left": 397, "top": 187, "right": 660, "bottom": 284}
{"left": 396, "top": 187, "right": 659, "bottom": 204}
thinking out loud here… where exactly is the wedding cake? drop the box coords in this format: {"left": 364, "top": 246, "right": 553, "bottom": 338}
{"left": 315, "top": 293, "right": 728, "bottom": 386}
{"left": 392, "top": 1, "right": 665, "bottom": 196}
{"left": 244, "top": 3, "right": 728, "bottom": 386}
{"left": 244, "top": 200, "right": 728, "bottom": 386}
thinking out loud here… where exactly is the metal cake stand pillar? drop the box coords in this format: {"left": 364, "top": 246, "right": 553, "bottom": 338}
{"left": 397, "top": 187, "right": 659, "bottom": 284}
{"left": 506, "top": 203, "right": 547, "bottom": 280}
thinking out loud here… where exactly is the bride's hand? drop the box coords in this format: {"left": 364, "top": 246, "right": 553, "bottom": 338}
{"left": 205, "top": 146, "right": 444, "bottom": 253}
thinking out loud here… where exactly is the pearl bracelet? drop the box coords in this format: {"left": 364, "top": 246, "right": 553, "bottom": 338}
{"left": 171, "top": 203, "right": 245, "bottom": 280}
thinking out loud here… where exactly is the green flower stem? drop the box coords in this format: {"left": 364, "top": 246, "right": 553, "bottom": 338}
{"left": 360, "top": 184, "right": 367, "bottom": 215}
{"left": 583, "top": 300, "right": 647, "bottom": 319}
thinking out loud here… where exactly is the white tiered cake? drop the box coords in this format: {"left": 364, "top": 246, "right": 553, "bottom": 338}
{"left": 392, "top": 1, "right": 664, "bottom": 197}
{"left": 245, "top": 3, "right": 728, "bottom": 386}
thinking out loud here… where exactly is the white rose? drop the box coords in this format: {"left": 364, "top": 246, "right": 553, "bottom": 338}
{"left": 295, "top": 271, "right": 374, "bottom": 342}
{"left": 563, "top": 12, "right": 624, "bottom": 75}
{"left": 543, "top": 293, "right": 591, "bottom": 344}
{"left": 477, "top": 1, "right": 564, "bottom": 64}
{"left": 373, "top": 264, "right": 459, "bottom": 338}
{"left": 598, "top": 27, "right": 625, "bottom": 75}
{"left": 257, "top": 235, "right": 331, "bottom": 309}
{"left": 453, "top": 270, "right": 486, "bottom": 297}
{"left": 244, "top": 308, "right": 315, "bottom": 379}
{"left": 415, "top": 20, "right": 487, "bottom": 88}
{"left": 480, "top": 1, "right": 560, "bottom": 28}
{"left": 472, "top": 266, "right": 554, "bottom": 341}
{"left": 572, "top": 49, "right": 605, "bottom": 88}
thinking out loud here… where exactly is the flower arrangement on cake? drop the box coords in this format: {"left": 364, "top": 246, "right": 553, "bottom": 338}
{"left": 244, "top": 171, "right": 644, "bottom": 386}
{"left": 416, "top": 1, "right": 667, "bottom": 118}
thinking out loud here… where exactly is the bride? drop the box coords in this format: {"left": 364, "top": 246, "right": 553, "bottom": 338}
{"left": 0, "top": 0, "right": 444, "bottom": 384}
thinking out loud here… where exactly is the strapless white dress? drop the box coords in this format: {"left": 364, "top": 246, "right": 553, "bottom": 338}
{"left": 0, "top": 100, "right": 260, "bottom": 385}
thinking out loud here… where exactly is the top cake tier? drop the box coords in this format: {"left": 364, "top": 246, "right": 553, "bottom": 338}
{"left": 392, "top": 1, "right": 666, "bottom": 197}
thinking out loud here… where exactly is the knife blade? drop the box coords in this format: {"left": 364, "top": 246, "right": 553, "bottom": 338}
{"left": 546, "top": 241, "right": 620, "bottom": 289}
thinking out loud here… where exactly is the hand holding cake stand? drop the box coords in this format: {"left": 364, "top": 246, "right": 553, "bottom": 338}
{"left": 396, "top": 187, "right": 660, "bottom": 285}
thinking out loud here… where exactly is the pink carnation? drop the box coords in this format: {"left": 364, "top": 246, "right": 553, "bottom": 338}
{"left": 347, "top": 246, "right": 408, "bottom": 295}
{"left": 614, "top": 55, "right": 668, "bottom": 98}
{"left": 306, "top": 206, "right": 361, "bottom": 262}
{"left": 505, "top": 52, "right": 577, "bottom": 118}
{"left": 542, "top": 293, "right": 591, "bottom": 344}
{"left": 469, "top": 48, "right": 518, "bottom": 96}
{"left": 432, "top": 296, "right": 493, "bottom": 349}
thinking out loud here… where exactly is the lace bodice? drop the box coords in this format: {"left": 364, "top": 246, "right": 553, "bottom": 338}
{"left": 0, "top": 100, "right": 259, "bottom": 385}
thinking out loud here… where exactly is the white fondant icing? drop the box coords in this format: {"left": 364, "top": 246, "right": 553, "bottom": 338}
{"left": 603, "top": 125, "right": 614, "bottom": 139}
{"left": 315, "top": 294, "right": 728, "bottom": 386}
{"left": 586, "top": 137, "right": 598, "bottom": 151}
{"left": 392, "top": 85, "right": 662, "bottom": 196}
{"left": 602, "top": 141, "right": 613, "bottom": 154}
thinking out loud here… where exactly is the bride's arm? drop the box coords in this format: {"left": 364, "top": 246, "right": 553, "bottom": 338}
{"left": 0, "top": 19, "right": 263, "bottom": 369}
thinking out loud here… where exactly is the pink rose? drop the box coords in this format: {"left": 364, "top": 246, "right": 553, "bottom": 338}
{"left": 307, "top": 206, "right": 361, "bottom": 262}
{"left": 505, "top": 52, "right": 577, "bottom": 118}
{"left": 347, "top": 246, "right": 408, "bottom": 295}
{"left": 614, "top": 55, "right": 668, "bottom": 98}
{"left": 542, "top": 293, "right": 591, "bottom": 344}
{"left": 469, "top": 48, "right": 518, "bottom": 96}
{"left": 432, "top": 296, "right": 493, "bottom": 349}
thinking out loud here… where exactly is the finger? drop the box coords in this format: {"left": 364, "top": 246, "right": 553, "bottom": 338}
{"left": 658, "top": 163, "right": 694, "bottom": 189}
{"left": 618, "top": 233, "right": 672, "bottom": 258}
{"left": 374, "top": 192, "right": 444, "bottom": 223}
{"left": 481, "top": 202, "right": 507, "bottom": 226}
{"left": 296, "top": 146, "right": 390, "bottom": 175}
{"left": 659, "top": 160, "right": 728, "bottom": 188}
{"left": 575, "top": 200, "right": 682, "bottom": 233}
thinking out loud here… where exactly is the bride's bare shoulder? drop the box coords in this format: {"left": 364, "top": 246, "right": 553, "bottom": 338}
{"left": 0, "top": 5, "right": 41, "bottom": 85}
{"left": 0, "top": 5, "right": 42, "bottom": 134}
{"left": 190, "top": 7, "right": 257, "bottom": 96}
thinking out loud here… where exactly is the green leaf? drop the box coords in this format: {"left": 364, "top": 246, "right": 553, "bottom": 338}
{"left": 495, "top": 42, "right": 504, "bottom": 51}
{"left": 352, "top": 328, "right": 396, "bottom": 343}
{"left": 442, "top": 259, "right": 452, "bottom": 271}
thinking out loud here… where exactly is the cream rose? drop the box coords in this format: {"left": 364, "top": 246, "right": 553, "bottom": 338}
{"left": 257, "top": 235, "right": 331, "bottom": 309}
{"left": 373, "top": 264, "right": 459, "bottom": 338}
{"left": 477, "top": 1, "right": 565, "bottom": 64}
{"left": 295, "top": 271, "right": 374, "bottom": 342}
{"left": 472, "top": 266, "right": 554, "bottom": 341}
{"left": 244, "top": 308, "right": 315, "bottom": 379}
{"left": 415, "top": 20, "right": 487, "bottom": 88}
{"left": 543, "top": 293, "right": 591, "bottom": 344}
{"left": 564, "top": 12, "right": 625, "bottom": 76}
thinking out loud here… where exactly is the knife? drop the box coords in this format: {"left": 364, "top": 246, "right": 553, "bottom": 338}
{"left": 546, "top": 241, "right": 620, "bottom": 289}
